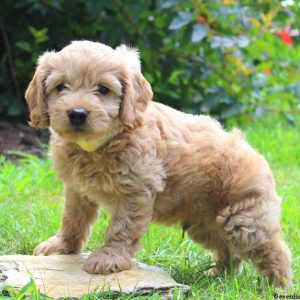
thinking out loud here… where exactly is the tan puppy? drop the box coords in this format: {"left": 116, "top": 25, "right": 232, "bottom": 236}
{"left": 25, "top": 41, "right": 291, "bottom": 287}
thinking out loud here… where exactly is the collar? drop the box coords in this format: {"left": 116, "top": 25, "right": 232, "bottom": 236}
{"left": 76, "top": 132, "right": 119, "bottom": 152}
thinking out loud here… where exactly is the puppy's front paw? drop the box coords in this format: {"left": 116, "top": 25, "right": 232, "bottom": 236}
{"left": 204, "top": 266, "right": 221, "bottom": 277}
{"left": 33, "top": 235, "right": 78, "bottom": 256}
{"left": 83, "top": 247, "right": 132, "bottom": 274}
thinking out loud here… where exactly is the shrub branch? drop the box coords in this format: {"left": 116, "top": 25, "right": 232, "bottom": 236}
{"left": 0, "top": 21, "right": 21, "bottom": 100}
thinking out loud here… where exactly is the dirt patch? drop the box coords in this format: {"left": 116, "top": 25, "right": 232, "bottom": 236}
{"left": 0, "top": 118, "right": 47, "bottom": 161}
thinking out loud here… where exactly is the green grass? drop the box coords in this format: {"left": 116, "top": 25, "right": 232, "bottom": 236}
{"left": 0, "top": 117, "right": 300, "bottom": 299}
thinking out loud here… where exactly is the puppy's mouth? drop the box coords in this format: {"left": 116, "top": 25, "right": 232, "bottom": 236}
{"left": 70, "top": 123, "right": 86, "bottom": 132}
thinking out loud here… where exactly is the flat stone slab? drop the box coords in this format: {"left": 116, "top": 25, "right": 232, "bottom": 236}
{"left": 0, "top": 254, "right": 190, "bottom": 298}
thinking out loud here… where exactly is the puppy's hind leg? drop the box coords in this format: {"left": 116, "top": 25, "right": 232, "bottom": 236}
{"left": 217, "top": 196, "right": 292, "bottom": 288}
{"left": 34, "top": 186, "right": 100, "bottom": 255}
{"left": 187, "top": 223, "right": 243, "bottom": 276}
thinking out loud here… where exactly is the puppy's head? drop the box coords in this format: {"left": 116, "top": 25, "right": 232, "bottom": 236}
{"left": 25, "top": 41, "right": 153, "bottom": 143}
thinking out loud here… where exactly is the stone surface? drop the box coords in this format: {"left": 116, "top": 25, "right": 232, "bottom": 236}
{"left": 0, "top": 253, "right": 190, "bottom": 298}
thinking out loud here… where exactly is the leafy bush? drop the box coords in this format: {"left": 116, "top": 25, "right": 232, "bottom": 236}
{"left": 1, "top": 0, "right": 299, "bottom": 121}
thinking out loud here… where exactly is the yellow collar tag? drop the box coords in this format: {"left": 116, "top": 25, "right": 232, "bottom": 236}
{"left": 77, "top": 139, "right": 106, "bottom": 152}
{"left": 76, "top": 130, "right": 120, "bottom": 152}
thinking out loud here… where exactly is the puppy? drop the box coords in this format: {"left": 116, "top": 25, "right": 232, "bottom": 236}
{"left": 25, "top": 41, "right": 291, "bottom": 288}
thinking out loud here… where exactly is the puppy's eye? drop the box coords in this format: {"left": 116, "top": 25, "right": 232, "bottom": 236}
{"left": 56, "top": 83, "right": 68, "bottom": 92}
{"left": 96, "top": 85, "right": 109, "bottom": 95}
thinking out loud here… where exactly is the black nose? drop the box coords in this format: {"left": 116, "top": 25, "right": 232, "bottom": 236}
{"left": 68, "top": 108, "right": 88, "bottom": 126}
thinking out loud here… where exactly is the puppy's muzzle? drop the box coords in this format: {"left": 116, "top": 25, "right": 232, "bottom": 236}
{"left": 68, "top": 108, "right": 88, "bottom": 127}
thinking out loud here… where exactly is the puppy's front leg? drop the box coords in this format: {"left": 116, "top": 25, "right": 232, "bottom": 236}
{"left": 34, "top": 186, "right": 100, "bottom": 255}
{"left": 84, "top": 194, "right": 153, "bottom": 274}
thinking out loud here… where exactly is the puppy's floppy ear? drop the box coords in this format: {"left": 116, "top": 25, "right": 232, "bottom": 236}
{"left": 25, "top": 52, "right": 53, "bottom": 129}
{"left": 116, "top": 45, "right": 153, "bottom": 128}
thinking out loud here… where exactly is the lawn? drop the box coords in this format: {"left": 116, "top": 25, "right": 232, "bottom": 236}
{"left": 0, "top": 116, "right": 299, "bottom": 299}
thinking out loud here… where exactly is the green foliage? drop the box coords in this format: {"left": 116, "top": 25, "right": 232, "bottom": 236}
{"left": 0, "top": 0, "right": 300, "bottom": 120}
{"left": 0, "top": 117, "right": 300, "bottom": 298}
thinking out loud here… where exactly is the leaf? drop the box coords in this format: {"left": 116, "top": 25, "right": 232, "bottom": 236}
{"left": 248, "top": 16, "right": 260, "bottom": 28}
{"left": 16, "top": 41, "right": 31, "bottom": 52}
{"left": 201, "top": 94, "right": 222, "bottom": 110}
{"left": 169, "top": 11, "right": 193, "bottom": 30}
{"left": 18, "top": 280, "right": 34, "bottom": 295}
{"left": 210, "top": 37, "right": 221, "bottom": 48}
{"left": 160, "top": 0, "right": 181, "bottom": 9}
{"left": 168, "top": 69, "right": 186, "bottom": 84}
{"left": 254, "top": 106, "right": 266, "bottom": 118}
{"left": 28, "top": 26, "right": 48, "bottom": 44}
{"left": 49, "top": 0, "right": 62, "bottom": 10}
{"left": 210, "top": 36, "right": 250, "bottom": 49}
{"left": 191, "top": 24, "right": 208, "bottom": 43}
{"left": 87, "top": 0, "right": 110, "bottom": 17}
{"left": 222, "top": 37, "right": 235, "bottom": 48}
{"left": 144, "top": 72, "right": 154, "bottom": 84}
{"left": 220, "top": 104, "right": 244, "bottom": 119}
{"left": 236, "top": 36, "right": 250, "bottom": 47}
{"left": 210, "top": 36, "right": 235, "bottom": 49}
{"left": 284, "top": 112, "right": 295, "bottom": 127}
{"left": 249, "top": 40, "right": 276, "bottom": 58}
{"left": 260, "top": 9, "right": 277, "bottom": 25}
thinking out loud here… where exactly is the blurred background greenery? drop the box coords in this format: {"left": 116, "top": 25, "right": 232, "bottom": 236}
{"left": 1, "top": 0, "right": 300, "bottom": 123}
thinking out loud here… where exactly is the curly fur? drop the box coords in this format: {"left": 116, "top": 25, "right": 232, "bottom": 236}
{"left": 25, "top": 41, "right": 292, "bottom": 287}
